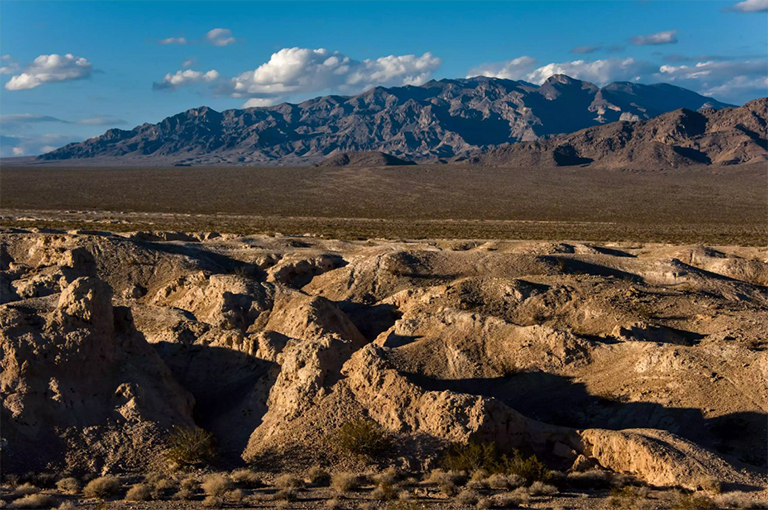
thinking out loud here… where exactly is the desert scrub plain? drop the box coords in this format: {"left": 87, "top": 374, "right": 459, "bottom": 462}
{"left": 0, "top": 226, "right": 767, "bottom": 509}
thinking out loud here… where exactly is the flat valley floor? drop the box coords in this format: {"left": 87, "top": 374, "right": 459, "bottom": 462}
{"left": 1, "top": 163, "right": 766, "bottom": 244}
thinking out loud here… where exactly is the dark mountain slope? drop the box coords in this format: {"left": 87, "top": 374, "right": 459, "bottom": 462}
{"left": 39, "top": 76, "right": 732, "bottom": 165}
{"left": 474, "top": 98, "right": 767, "bottom": 168}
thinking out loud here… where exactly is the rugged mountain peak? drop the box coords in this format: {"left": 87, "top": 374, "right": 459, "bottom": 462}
{"left": 38, "top": 75, "right": 736, "bottom": 165}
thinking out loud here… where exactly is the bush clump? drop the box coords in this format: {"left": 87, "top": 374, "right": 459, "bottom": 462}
{"left": 163, "top": 426, "right": 216, "bottom": 466}
{"left": 335, "top": 419, "right": 392, "bottom": 458}
{"left": 125, "top": 483, "right": 153, "bottom": 501}
{"left": 441, "top": 441, "right": 550, "bottom": 484}
{"left": 307, "top": 466, "right": 331, "bottom": 486}
{"left": 331, "top": 472, "right": 360, "bottom": 494}
{"left": 10, "top": 494, "right": 57, "bottom": 509}
{"left": 201, "top": 474, "right": 232, "bottom": 497}
{"left": 83, "top": 476, "right": 121, "bottom": 499}
{"left": 55, "top": 477, "right": 80, "bottom": 495}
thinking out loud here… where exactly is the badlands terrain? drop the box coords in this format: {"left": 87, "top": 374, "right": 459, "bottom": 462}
{"left": 1, "top": 225, "right": 767, "bottom": 509}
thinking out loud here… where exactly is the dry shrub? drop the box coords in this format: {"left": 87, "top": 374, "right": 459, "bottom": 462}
{"left": 10, "top": 494, "right": 56, "bottom": 509}
{"left": 426, "top": 469, "right": 465, "bottom": 486}
{"left": 83, "top": 476, "right": 121, "bottom": 499}
{"left": 326, "top": 498, "right": 344, "bottom": 509}
{"left": 12, "top": 484, "right": 38, "bottom": 497}
{"left": 202, "top": 495, "right": 223, "bottom": 508}
{"left": 566, "top": 469, "right": 613, "bottom": 489}
{"left": 456, "top": 489, "right": 480, "bottom": 506}
{"left": 274, "top": 474, "right": 304, "bottom": 490}
{"left": 609, "top": 486, "right": 652, "bottom": 510}
{"left": 440, "top": 480, "right": 458, "bottom": 497}
{"left": 372, "top": 467, "right": 400, "bottom": 486}
{"left": 174, "top": 487, "right": 194, "bottom": 500}
{"left": 372, "top": 482, "right": 396, "bottom": 501}
{"left": 672, "top": 491, "right": 716, "bottom": 510}
{"left": 487, "top": 473, "right": 510, "bottom": 489}
{"left": 493, "top": 491, "right": 527, "bottom": 507}
{"left": 307, "top": 466, "right": 331, "bottom": 486}
{"left": 56, "top": 502, "right": 77, "bottom": 510}
{"left": 698, "top": 477, "right": 722, "bottom": 495}
{"left": 273, "top": 488, "right": 297, "bottom": 502}
{"left": 163, "top": 426, "right": 216, "bottom": 466}
{"left": 180, "top": 476, "right": 197, "bottom": 491}
{"left": 476, "top": 497, "right": 492, "bottom": 509}
{"left": 125, "top": 483, "right": 152, "bottom": 501}
{"left": 225, "top": 488, "right": 244, "bottom": 504}
{"left": 231, "top": 468, "right": 261, "bottom": 488}
{"left": 201, "top": 474, "right": 232, "bottom": 496}
{"left": 56, "top": 478, "right": 80, "bottom": 495}
{"left": 529, "top": 480, "right": 558, "bottom": 496}
{"left": 470, "top": 469, "right": 489, "bottom": 482}
{"left": 715, "top": 491, "right": 768, "bottom": 509}
{"left": 335, "top": 419, "right": 392, "bottom": 459}
{"left": 331, "top": 472, "right": 359, "bottom": 494}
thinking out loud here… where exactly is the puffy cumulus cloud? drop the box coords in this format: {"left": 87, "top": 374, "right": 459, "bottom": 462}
{"left": 181, "top": 57, "right": 196, "bottom": 68}
{"left": 728, "top": 0, "right": 768, "bottom": 11}
{"left": 468, "top": 56, "right": 655, "bottom": 85}
{"left": 467, "top": 56, "right": 537, "bottom": 81}
{"left": 225, "top": 48, "right": 441, "bottom": 99}
{"left": 153, "top": 69, "right": 219, "bottom": 90}
{"left": 0, "top": 55, "right": 19, "bottom": 75}
{"left": 159, "top": 37, "right": 188, "bottom": 45}
{"left": 527, "top": 58, "right": 657, "bottom": 84}
{"left": 658, "top": 59, "right": 768, "bottom": 103}
{"left": 4, "top": 54, "right": 92, "bottom": 91}
{"left": 206, "top": 28, "right": 237, "bottom": 47}
{"left": 630, "top": 30, "right": 678, "bottom": 46}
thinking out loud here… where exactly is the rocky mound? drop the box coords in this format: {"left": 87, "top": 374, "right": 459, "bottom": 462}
{"left": 1, "top": 230, "right": 766, "bottom": 491}
{"left": 318, "top": 151, "right": 416, "bottom": 168}
{"left": 36, "top": 76, "right": 731, "bottom": 165}
{"left": 475, "top": 97, "right": 767, "bottom": 168}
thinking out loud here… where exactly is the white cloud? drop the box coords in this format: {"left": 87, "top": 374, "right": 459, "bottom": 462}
{"left": 181, "top": 57, "right": 196, "bottom": 68}
{"left": 12, "top": 147, "right": 24, "bottom": 156}
{"left": 243, "top": 97, "right": 279, "bottom": 108}
{"left": 467, "top": 56, "right": 538, "bottom": 81}
{"left": 159, "top": 37, "right": 188, "bottom": 45}
{"left": 153, "top": 69, "right": 219, "bottom": 90}
{"left": 658, "top": 59, "right": 768, "bottom": 101}
{"left": 630, "top": 30, "right": 678, "bottom": 46}
{"left": 0, "top": 55, "right": 19, "bottom": 75}
{"left": 4, "top": 54, "right": 92, "bottom": 91}
{"left": 729, "top": 0, "right": 768, "bottom": 11}
{"left": 206, "top": 28, "right": 237, "bottom": 47}
{"left": 0, "top": 133, "right": 81, "bottom": 157}
{"left": 226, "top": 47, "right": 441, "bottom": 99}
{"left": 469, "top": 56, "right": 656, "bottom": 86}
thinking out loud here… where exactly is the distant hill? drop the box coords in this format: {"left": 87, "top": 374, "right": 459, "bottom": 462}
{"left": 39, "top": 75, "right": 733, "bottom": 165}
{"left": 472, "top": 98, "right": 768, "bottom": 168}
{"left": 317, "top": 151, "right": 415, "bottom": 167}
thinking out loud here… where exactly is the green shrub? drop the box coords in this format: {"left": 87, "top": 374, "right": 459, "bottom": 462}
{"left": 503, "top": 451, "right": 550, "bottom": 484}
{"left": 441, "top": 441, "right": 499, "bottom": 473}
{"left": 163, "top": 426, "right": 216, "bottom": 466}
{"left": 335, "top": 419, "right": 392, "bottom": 458}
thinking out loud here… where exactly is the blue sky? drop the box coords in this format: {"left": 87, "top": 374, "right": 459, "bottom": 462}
{"left": 1, "top": 0, "right": 766, "bottom": 156}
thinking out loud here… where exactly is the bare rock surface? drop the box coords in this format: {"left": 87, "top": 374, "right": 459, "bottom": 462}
{"left": 1, "top": 230, "right": 766, "bottom": 491}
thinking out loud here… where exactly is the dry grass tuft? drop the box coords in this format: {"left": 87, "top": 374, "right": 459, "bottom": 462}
{"left": 331, "top": 472, "right": 359, "bottom": 494}
{"left": 202, "top": 495, "right": 223, "bottom": 508}
{"left": 125, "top": 483, "right": 153, "bottom": 501}
{"left": 273, "top": 488, "right": 298, "bottom": 502}
{"left": 12, "top": 484, "right": 38, "bottom": 497}
{"left": 671, "top": 491, "right": 716, "bottom": 510}
{"left": 274, "top": 474, "right": 304, "bottom": 490}
{"left": 307, "top": 466, "right": 331, "bottom": 486}
{"left": 55, "top": 478, "right": 80, "bottom": 495}
{"left": 83, "top": 476, "right": 121, "bottom": 499}
{"left": 529, "top": 480, "right": 558, "bottom": 496}
{"left": 455, "top": 489, "right": 480, "bottom": 506}
{"left": 714, "top": 491, "right": 768, "bottom": 509}
{"left": 231, "top": 468, "right": 261, "bottom": 488}
{"left": 201, "top": 474, "right": 232, "bottom": 496}
{"left": 10, "top": 494, "right": 57, "bottom": 509}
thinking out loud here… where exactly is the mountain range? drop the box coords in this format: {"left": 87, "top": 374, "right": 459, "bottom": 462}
{"left": 39, "top": 75, "right": 738, "bottom": 166}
